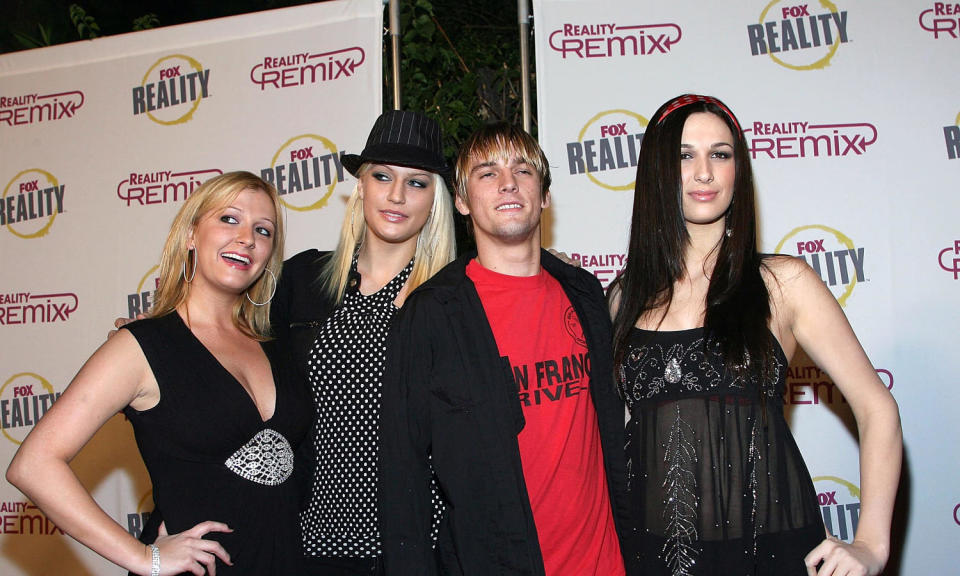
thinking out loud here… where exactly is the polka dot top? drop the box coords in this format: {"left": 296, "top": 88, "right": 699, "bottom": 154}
{"left": 300, "top": 256, "right": 412, "bottom": 558}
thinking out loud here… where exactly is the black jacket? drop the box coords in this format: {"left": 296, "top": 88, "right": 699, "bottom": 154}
{"left": 379, "top": 250, "right": 630, "bottom": 576}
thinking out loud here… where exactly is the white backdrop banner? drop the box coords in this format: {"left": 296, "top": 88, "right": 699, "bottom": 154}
{"left": 0, "top": 0, "right": 382, "bottom": 574}
{"left": 534, "top": 0, "right": 957, "bottom": 574}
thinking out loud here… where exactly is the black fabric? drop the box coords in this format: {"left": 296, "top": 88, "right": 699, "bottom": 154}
{"left": 121, "top": 312, "right": 312, "bottom": 575}
{"left": 341, "top": 110, "right": 450, "bottom": 177}
{"left": 378, "top": 250, "right": 631, "bottom": 576}
{"left": 618, "top": 327, "right": 825, "bottom": 575}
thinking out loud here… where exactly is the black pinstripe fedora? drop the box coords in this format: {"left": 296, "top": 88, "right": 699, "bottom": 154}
{"left": 342, "top": 110, "right": 449, "bottom": 178}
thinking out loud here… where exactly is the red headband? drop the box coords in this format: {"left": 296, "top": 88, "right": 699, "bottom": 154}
{"left": 656, "top": 94, "right": 741, "bottom": 133}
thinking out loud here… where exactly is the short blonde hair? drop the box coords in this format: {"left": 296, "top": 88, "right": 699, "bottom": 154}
{"left": 150, "top": 171, "right": 285, "bottom": 340}
{"left": 454, "top": 122, "right": 552, "bottom": 206}
{"left": 321, "top": 163, "right": 456, "bottom": 303}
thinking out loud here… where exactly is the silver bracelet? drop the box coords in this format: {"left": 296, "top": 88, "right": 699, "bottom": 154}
{"left": 148, "top": 544, "right": 160, "bottom": 576}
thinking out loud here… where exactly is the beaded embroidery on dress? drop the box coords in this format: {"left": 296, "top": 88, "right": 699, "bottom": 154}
{"left": 618, "top": 327, "right": 824, "bottom": 576}
{"left": 225, "top": 428, "right": 295, "bottom": 486}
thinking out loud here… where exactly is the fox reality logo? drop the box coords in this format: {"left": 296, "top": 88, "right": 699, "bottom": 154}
{"left": 745, "top": 121, "right": 877, "bottom": 159}
{"left": 132, "top": 54, "right": 211, "bottom": 125}
{"left": 548, "top": 21, "right": 682, "bottom": 59}
{"left": 776, "top": 224, "right": 865, "bottom": 306}
{"left": 260, "top": 134, "right": 346, "bottom": 212}
{"left": 0, "top": 291, "right": 79, "bottom": 325}
{"left": 747, "top": 1, "right": 850, "bottom": 70}
{"left": 566, "top": 110, "right": 648, "bottom": 191}
{"left": 785, "top": 363, "right": 893, "bottom": 406}
{"left": 2, "top": 169, "right": 66, "bottom": 239}
{"left": 813, "top": 476, "right": 860, "bottom": 543}
{"left": 919, "top": 3, "right": 960, "bottom": 39}
{"left": 126, "top": 489, "right": 154, "bottom": 539}
{"left": 1, "top": 373, "right": 61, "bottom": 446}
{"left": 944, "top": 111, "right": 960, "bottom": 159}
{"left": 0, "top": 90, "right": 85, "bottom": 127}
{"left": 570, "top": 252, "right": 626, "bottom": 289}
{"left": 250, "top": 47, "right": 366, "bottom": 90}
{"left": 117, "top": 169, "right": 222, "bottom": 207}
{"left": 127, "top": 265, "right": 161, "bottom": 319}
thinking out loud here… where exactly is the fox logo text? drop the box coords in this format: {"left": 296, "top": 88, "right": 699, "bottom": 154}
{"left": 260, "top": 135, "right": 346, "bottom": 212}
{"left": 748, "top": 1, "right": 850, "bottom": 70}
{"left": 1, "top": 373, "right": 61, "bottom": 445}
{"left": 813, "top": 476, "right": 861, "bottom": 543}
{"left": 776, "top": 225, "right": 866, "bottom": 306}
{"left": 132, "top": 54, "right": 211, "bottom": 125}
{"left": 2, "top": 169, "right": 66, "bottom": 238}
{"left": 566, "top": 110, "right": 648, "bottom": 191}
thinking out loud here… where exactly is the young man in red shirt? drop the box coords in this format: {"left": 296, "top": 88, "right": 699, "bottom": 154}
{"left": 379, "top": 123, "right": 630, "bottom": 576}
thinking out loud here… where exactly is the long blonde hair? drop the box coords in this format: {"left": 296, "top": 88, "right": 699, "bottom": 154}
{"left": 321, "top": 164, "right": 456, "bottom": 303}
{"left": 150, "top": 171, "right": 285, "bottom": 340}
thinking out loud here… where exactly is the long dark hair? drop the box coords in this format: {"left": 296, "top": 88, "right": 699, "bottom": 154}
{"left": 611, "top": 94, "right": 776, "bottom": 383}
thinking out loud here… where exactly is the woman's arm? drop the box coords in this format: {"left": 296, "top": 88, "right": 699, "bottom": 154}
{"left": 770, "top": 257, "right": 902, "bottom": 576}
{"left": 6, "top": 330, "right": 230, "bottom": 575}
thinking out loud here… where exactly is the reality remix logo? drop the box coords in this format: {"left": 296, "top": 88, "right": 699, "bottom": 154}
{"left": 776, "top": 224, "right": 865, "bottom": 306}
{"left": 938, "top": 240, "right": 960, "bottom": 279}
{"left": 0, "top": 291, "right": 79, "bottom": 326}
{"left": 548, "top": 20, "right": 682, "bottom": 58}
{"left": 785, "top": 362, "right": 893, "bottom": 406}
{"left": 0, "top": 90, "right": 85, "bottom": 127}
{"left": 569, "top": 252, "right": 626, "bottom": 289}
{"left": 132, "top": 54, "right": 211, "bottom": 125}
{"left": 116, "top": 169, "right": 222, "bottom": 207}
{"left": 918, "top": 3, "right": 960, "bottom": 39}
{"left": 566, "top": 110, "right": 648, "bottom": 191}
{"left": 1, "top": 373, "right": 61, "bottom": 446}
{"left": 747, "top": 1, "right": 850, "bottom": 70}
{"left": 260, "top": 134, "right": 346, "bottom": 212}
{"left": 0, "top": 501, "right": 63, "bottom": 536}
{"left": 2, "top": 169, "right": 66, "bottom": 238}
{"left": 813, "top": 476, "right": 860, "bottom": 543}
{"left": 250, "top": 47, "right": 366, "bottom": 90}
{"left": 744, "top": 120, "right": 877, "bottom": 159}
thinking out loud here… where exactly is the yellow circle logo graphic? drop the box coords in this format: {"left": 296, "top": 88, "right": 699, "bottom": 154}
{"left": 1, "top": 373, "right": 57, "bottom": 445}
{"left": 812, "top": 475, "right": 860, "bottom": 542}
{"left": 573, "top": 109, "right": 648, "bottom": 192}
{"left": 2, "top": 168, "right": 63, "bottom": 239}
{"left": 136, "top": 54, "right": 209, "bottom": 126}
{"left": 756, "top": 0, "right": 846, "bottom": 71}
{"left": 266, "top": 134, "right": 343, "bottom": 212}
{"left": 775, "top": 224, "right": 863, "bottom": 307}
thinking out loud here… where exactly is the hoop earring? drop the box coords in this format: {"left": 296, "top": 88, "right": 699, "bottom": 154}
{"left": 181, "top": 249, "right": 197, "bottom": 283}
{"left": 246, "top": 268, "right": 277, "bottom": 307}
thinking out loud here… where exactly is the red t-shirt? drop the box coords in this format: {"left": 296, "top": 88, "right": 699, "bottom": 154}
{"left": 467, "top": 260, "right": 624, "bottom": 576}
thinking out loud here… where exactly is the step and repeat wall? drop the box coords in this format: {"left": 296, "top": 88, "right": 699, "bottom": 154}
{"left": 534, "top": 0, "right": 957, "bottom": 573}
{"left": 0, "top": 0, "right": 382, "bottom": 573}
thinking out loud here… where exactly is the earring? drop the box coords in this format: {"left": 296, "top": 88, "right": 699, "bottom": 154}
{"left": 181, "top": 249, "right": 197, "bottom": 283}
{"left": 246, "top": 268, "right": 277, "bottom": 307}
